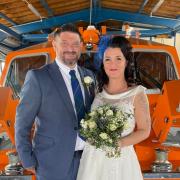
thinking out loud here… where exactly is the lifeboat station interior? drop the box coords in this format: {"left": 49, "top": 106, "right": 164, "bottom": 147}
{"left": 0, "top": 0, "right": 180, "bottom": 180}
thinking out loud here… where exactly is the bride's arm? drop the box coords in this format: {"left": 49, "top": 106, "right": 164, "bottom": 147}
{"left": 118, "top": 91, "right": 151, "bottom": 148}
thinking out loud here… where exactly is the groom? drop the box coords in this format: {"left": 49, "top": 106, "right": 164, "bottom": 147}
{"left": 15, "top": 23, "right": 96, "bottom": 180}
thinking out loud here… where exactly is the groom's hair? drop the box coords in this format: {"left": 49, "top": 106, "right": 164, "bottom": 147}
{"left": 53, "top": 23, "right": 82, "bottom": 40}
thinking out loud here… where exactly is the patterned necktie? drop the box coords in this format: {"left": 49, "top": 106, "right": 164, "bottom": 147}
{"left": 69, "top": 70, "right": 85, "bottom": 127}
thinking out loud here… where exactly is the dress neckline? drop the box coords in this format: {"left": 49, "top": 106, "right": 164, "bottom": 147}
{"left": 101, "top": 85, "right": 142, "bottom": 99}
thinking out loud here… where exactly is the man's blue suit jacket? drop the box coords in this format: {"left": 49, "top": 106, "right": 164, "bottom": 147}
{"left": 15, "top": 61, "right": 96, "bottom": 179}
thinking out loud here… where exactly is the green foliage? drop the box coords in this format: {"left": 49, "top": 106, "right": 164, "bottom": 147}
{"left": 80, "top": 104, "right": 132, "bottom": 158}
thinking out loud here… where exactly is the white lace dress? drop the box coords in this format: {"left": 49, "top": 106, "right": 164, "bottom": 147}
{"left": 77, "top": 85, "right": 147, "bottom": 180}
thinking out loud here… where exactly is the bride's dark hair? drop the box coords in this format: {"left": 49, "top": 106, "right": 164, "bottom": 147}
{"left": 97, "top": 36, "right": 133, "bottom": 92}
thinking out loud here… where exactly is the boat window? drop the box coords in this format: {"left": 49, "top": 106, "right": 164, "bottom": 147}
{"left": 5, "top": 54, "right": 48, "bottom": 98}
{"left": 5, "top": 51, "right": 177, "bottom": 98}
{"left": 79, "top": 51, "right": 177, "bottom": 90}
{"left": 133, "top": 52, "right": 177, "bottom": 89}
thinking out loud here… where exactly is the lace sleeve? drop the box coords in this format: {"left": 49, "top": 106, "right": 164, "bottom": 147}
{"left": 91, "top": 93, "right": 104, "bottom": 111}
{"left": 133, "top": 89, "right": 151, "bottom": 134}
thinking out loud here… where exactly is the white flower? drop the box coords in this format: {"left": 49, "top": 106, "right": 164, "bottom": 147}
{"left": 116, "top": 110, "right": 123, "bottom": 117}
{"left": 123, "top": 122, "right": 129, "bottom": 130}
{"left": 89, "top": 110, "right": 96, "bottom": 117}
{"left": 84, "top": 76, "right": 93, "bottom": 85}
{"left": 106, "top": 110, "right": 113, "bottom": 116}
{"left": 80, "top": 119, "right": 85, "bottom": 124}
{"left": 99, "top": 133, "right": 108, "bottom": 140}
{"left": 97, "top": 108, "right": 103, "bottom": 115}
{"left": 109, "top": 124, "right": 117, "bottom": 131}
{"left": 108, "top": 138, "right": 113, "bottom": 143}
{"left": 80, "top": 119, "right": 88, "bottom": 129}
{"left": 88, "top": 120, "right": 97, "bottom": 129}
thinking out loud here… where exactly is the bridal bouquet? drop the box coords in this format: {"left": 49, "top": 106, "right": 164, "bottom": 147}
{"left": 80, "top": 104, "right": 132, "bottom": 158}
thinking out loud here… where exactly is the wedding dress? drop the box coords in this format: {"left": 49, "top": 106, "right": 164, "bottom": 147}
{"left": 77, "top": 85, "right": 149, "bottom": 180}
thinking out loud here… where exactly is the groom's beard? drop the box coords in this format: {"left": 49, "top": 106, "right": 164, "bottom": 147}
{"left": 62, "top": 51, "right": 80, "bottom": 66}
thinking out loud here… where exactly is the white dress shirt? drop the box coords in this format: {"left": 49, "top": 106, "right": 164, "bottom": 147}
{"left": 55, "top": 59, "right": 85, "bottom": 151}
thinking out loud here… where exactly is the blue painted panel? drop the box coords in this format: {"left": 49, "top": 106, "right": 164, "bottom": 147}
{"left": 0, "top": 23, "right": 21, "bottom": 40}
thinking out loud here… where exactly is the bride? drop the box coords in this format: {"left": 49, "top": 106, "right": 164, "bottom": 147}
{"left": 77, "top": 36, "right": 151, "bottom": 180}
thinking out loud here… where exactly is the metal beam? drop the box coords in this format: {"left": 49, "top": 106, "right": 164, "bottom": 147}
{"left": 150, "top": 0, "right": 164, "bottom": 16}
{"left": 12, "top": 9, "right": 89, "bottom": 34}
{"left": 173, "top": 18, "right": 180, "bottom": 32}
{"left": 106, "top": 28, "right": 172, "bottom": 37}
{"left": 138, "top": 0, "right": 149, "bottom": 13}
{"left": 12, "top": 8, "right": 180, "bottom": 34}
{"left": 127, "top": 23, "right": 164, "bottom": 29}
{"left": 174, "top": 33, "right": 176, "bottom": 46}
{"left": 22, "top": 27, "right": 173, "bottom": 43}
{"left": 174, "top": 25, "right": 180, "bottom": 33}
{"left": 39, "top": 0, "right": 54, "bottom": 17}
{"left": 139, "top": 28, "right": 172, "bottom": 37}
{"left": 92, "top": 0, "right": 101, "bottom": 22}
{"left": 0, "top": 43, "right": 14, "bottom": 51}
{"left": 13, "top": 42, "right": 43, "bottom": 51}
{"left": 95, "top": 8, "right": 179, "bottom": 29}
{"left": 95, "top": 0, "right": 101, "bottom": 7}
{"left": 0, "top": 48, "right": 8, "bottom": 55}
{"left": 23, "top": 0, "right": 42, "bottom": 19}
{"left": 0, "top": 31, "right": 8, "bottom": 42}
{"left": 0, "top": 53, "right": 5, "bottom": 60}
{"left": 0, "top": 23, "right": 21, "bottom": 40}
{"left": 22, "top": 34, "right": 48, "bottom": 42}
{"left": 0, "top": 13, "right": 17, "bottom": 26}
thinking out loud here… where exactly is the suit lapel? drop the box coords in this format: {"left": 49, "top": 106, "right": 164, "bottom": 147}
{"left": 78, "top": 66, "right": 90, "bottom": 112}
{"left": 47, "top": 61, "right": 76, "bottom": 120}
